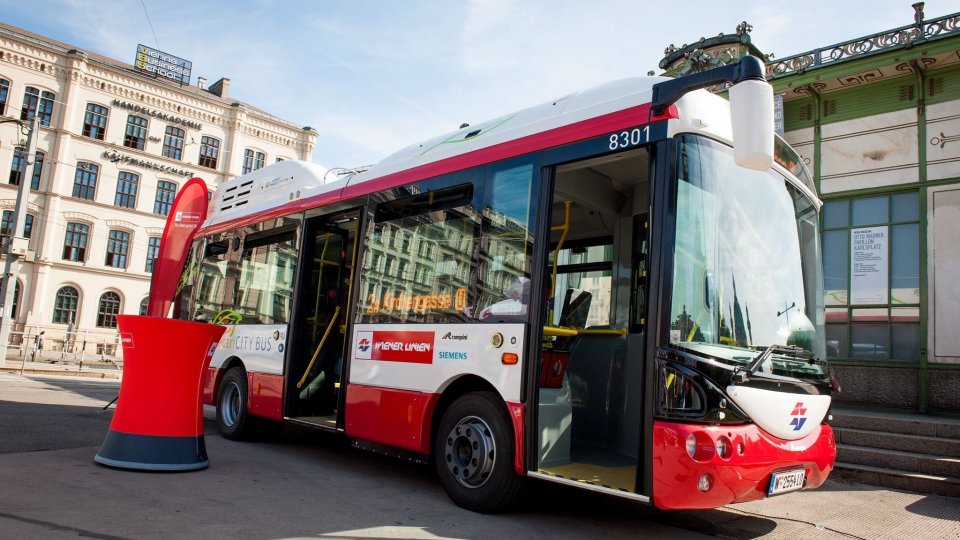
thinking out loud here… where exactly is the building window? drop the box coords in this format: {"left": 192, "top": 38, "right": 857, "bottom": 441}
{"left": 105, "top": 230, "right": 130, "bottom": 268}
{"left": 242, "top": 149, "right": 266, "bottom": 174}
{"left": 82, "top": 103, "right": 109, "bottom": 140}
{"left": 9, "top": 279, "right": 21, "bottom": 320}
{"left": 123, "top": 115, "right": 148, "bottom": 150}
{"left": 1, "top": 211, "right": 33, "bottom": 252}
{"left": 822, "top": 192, "right": 920, "bottom": 362}
{"left": 72, "top": 162, "right": 98, "bottom": 200}
{"left": 9, "top": 148, "right": 44, "bottom": 189}
{"left": 53, "top": 286, "right": 79, "bottom": 324}
{"left": 24, "top": 213, "right": 34, "bottom": 241}
{"left": 114, "top": 171, "right": 139, "bottom": 209}
{"left": 242, "top": 149, "right": 254, "bottom": 174}
{"left": 21, "top": 87, "right": 56, "bottom": 127}
{"left": 10, "top": 149, "right": 25, "bottom": 186}
{"left": 139, "top": 297, "right": 149, "bottom": 316}
{"left": 97, "top": 292, "right": 121, "bottom": 328}
{"left": 62, "top": 222, "right": 90, "bottom": 262}
{"left": 146, "top": 236, "right": 161, "bottom": 272}
{"left": 0, "top": 79, "right": 8, "bottom": 116}
{"left": 198, "top": 136, "right": 220, "bottom": 169}
{"left": 29, "top": 151, "right": 43, "bottom": 190}
{"left": 162, "top": 126, "right": 185, "bottom": 160}
{"left": 154, "top": 180, "right": 177, "bottom": 216}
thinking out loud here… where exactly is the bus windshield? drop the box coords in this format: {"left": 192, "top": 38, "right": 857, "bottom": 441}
{"left": 670, "top": 135, "right": 827, "bottom": 377}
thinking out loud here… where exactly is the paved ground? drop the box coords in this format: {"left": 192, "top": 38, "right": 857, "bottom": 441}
{"left": 1, "top": 365, "right": 958, "bottom": 539}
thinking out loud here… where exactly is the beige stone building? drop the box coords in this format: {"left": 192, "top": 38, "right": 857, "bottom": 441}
{"left": 0, "top": 22, "right": 317, "bottom": 358}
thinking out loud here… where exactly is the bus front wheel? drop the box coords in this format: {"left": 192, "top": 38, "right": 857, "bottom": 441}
{"left": 434, "top": 391, "right": 523, "bottom": 513}
{"left": 217, "top": 367, "right": 252, "bottom": 440}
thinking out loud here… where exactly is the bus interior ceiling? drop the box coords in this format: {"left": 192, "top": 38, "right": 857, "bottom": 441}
{"left": 552, "top": 148, "right": 649, "bottom": 242}
{"left": 538, "top": 146, "right": 649, "bottom": 492}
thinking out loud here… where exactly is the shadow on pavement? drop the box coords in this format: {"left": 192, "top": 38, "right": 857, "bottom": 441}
{"left": 231, "top": 421, "right": 779, "bottom": 539}
{"left": 19, "top": 375, "right": 119, "bottom": 405}
{"left": 905, "top": 496, "right": 960, "bottom": 521}
{"left": 0, "top": 401, "right": 113, "bottom": 454}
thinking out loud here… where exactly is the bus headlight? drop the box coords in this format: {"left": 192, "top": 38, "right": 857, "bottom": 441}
{"left": 686, "top": 434, "right": 698, "bottom": 458}
{"left": 716, "top": 436, "right": 732, "bottom": 459}
{"left": 684, "top": 431, "right": 715, "bottom": 462}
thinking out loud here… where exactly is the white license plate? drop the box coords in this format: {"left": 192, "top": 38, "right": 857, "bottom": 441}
{"left": 768, "top": 468, "right": 806, "bottom": 496}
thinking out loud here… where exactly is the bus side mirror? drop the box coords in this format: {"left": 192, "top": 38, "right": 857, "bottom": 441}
{"left": 729, "top": 79, "right": 774, "bottom": 171}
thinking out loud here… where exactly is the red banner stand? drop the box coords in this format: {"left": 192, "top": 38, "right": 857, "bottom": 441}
{"left": 95, "top": 315, "right": 225, "bottom": 471}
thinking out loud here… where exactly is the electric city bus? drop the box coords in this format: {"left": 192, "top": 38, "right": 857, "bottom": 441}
{"left": 171, "top": 56, "right": 836, "bottom": 512}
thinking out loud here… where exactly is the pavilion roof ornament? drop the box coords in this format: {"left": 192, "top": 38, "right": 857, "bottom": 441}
{"left": 659, "top": 22, "right": 766, "bottom": 78}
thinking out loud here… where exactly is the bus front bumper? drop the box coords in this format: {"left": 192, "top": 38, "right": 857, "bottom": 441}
{"left": 652, "top": 420, "right": 835, "bottom": 509}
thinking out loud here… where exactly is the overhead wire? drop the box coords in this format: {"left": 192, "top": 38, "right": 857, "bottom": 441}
{"left": 139, "top": 0, "right": 161, "bottom": 49}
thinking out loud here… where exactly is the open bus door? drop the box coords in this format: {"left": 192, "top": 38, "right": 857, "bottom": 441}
{"left": 534, "top": 145, "right": 652, "bottom": 497}
{"left": 286, "top": 209, "right": 361, "bottom": 428}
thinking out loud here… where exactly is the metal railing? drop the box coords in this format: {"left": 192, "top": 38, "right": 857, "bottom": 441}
{"left": 6, "top": 326, "right": 123, "bottom": 370}
{"left": 767, "top": 11, "right": 960, "bottom": 79}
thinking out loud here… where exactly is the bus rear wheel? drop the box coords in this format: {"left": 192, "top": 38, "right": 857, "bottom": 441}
{"left": 434, "top": 392, "right": 523, "bottom": 513}
{"left": 217, "top": 367, "right": 252, "bottom": 440}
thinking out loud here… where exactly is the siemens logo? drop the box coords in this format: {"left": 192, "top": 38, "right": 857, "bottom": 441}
{"left": 438, "top": 351, "right": 468, "bottom": 360}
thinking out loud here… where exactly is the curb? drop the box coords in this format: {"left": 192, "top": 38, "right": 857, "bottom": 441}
{"left": 0, "top": 366, "right": 121, "bottom": 379}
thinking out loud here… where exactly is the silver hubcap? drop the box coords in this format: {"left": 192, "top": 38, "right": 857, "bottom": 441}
{"left": 443, "top": 415, "right": 496, "bottom": 488}
{"left": 220, "top": 381, "right": 241, "bottom": 427}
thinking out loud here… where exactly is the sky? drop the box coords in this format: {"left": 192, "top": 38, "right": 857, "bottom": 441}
{"left": 0, "top": 0, "right": 951, "bottom": 169}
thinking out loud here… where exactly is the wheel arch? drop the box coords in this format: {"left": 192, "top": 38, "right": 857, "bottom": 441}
{"left": 213, "top": 356, "right": 247, "bottom": 403}
{"left": 429, "top": 374, "right": 509, "bottom": 457}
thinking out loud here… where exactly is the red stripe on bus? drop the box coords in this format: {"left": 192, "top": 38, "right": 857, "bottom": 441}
{"left": 201, "top": 367, "right": 284, "bottom": 422}
{"left": 345, "top": 384, "right": 434, "bottom": 453}
{"left": 249, "top": 372, "right": 284, "bottom": 421}
{"left": 506, "top": 401, "right": 525, "bottom": 476}
{"left": 338, "top": 103, "right": 672, "bottom": 200}
{"left": 198, "top": 103, "right": 676, "bottom": 236}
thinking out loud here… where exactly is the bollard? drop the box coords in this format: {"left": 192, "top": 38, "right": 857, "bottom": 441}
{"left": 95, "top": 315, "right": 225, "bottom": 471}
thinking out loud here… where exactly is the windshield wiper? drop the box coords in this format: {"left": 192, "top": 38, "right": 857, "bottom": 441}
{"left": 746, "top": 344, "right": 808, "bottom": 375}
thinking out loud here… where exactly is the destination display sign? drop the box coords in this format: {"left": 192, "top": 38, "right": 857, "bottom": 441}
{"left": 134, "top": 44, "right": 192, "bottom": 85}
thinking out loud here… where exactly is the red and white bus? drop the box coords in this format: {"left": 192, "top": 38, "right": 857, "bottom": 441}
{"left": 172, "top": 56, "right": 836, "bottom": 512}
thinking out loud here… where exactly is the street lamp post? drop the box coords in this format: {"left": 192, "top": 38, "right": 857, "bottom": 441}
{"left": 0, "top": 116, "right": 40, "bottom": 366}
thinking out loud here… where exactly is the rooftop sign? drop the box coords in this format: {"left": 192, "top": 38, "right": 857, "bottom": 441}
{"left": 134, "top": 44, "right": 192, "bottom": 85}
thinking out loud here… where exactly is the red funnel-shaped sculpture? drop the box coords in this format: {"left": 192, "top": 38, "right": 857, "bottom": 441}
{"left": 95, "top": 315, "right": 225, "bottom": 471}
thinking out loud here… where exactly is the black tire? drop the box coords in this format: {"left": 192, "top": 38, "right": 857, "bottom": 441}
{"left": 434, "top": 392, "right": 524, "bottom": 513}
{"left": 216, "top": 367, "right": 253, "bottom": 440}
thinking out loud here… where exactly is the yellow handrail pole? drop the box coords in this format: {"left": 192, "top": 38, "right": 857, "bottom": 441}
{"left": 296, "top": 305, "right": 340, "bottom": 389}
{"left": 579, "top": 328, "right": 627, "bottom": 337}
{"left": 542, "top": 325, "right": 579, "bottom": 337}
